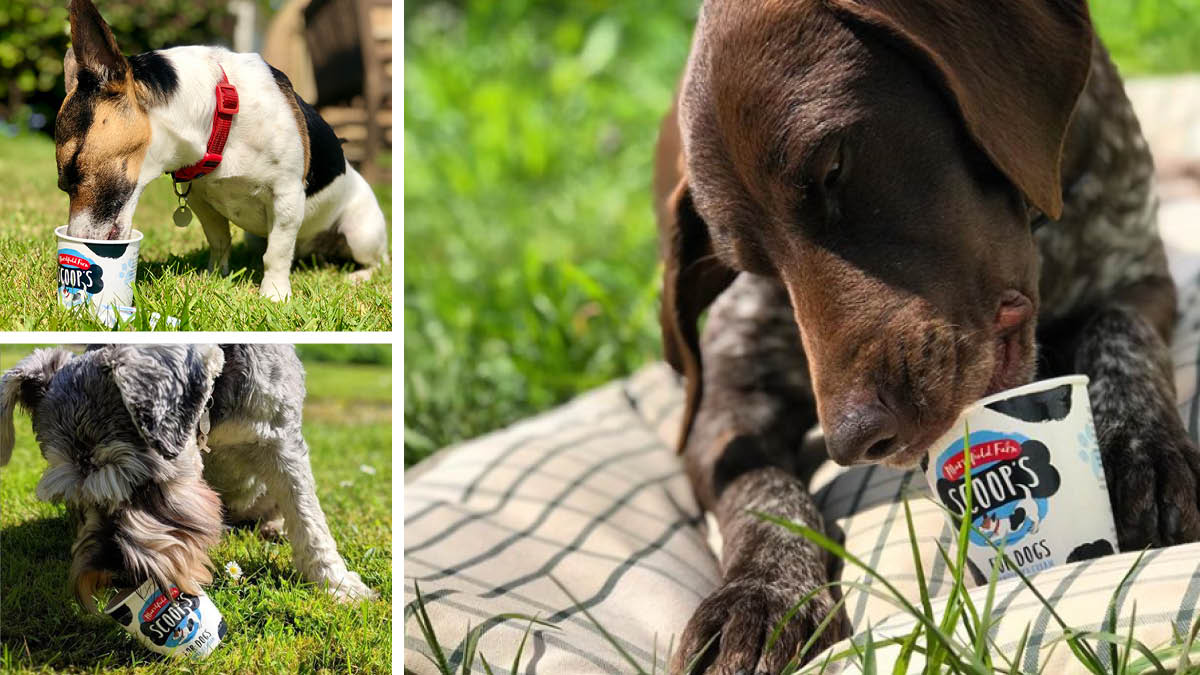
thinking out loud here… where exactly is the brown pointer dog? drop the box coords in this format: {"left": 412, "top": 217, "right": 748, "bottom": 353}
{"left": 655, "top": 1, "right": 1200, "bottom": 672}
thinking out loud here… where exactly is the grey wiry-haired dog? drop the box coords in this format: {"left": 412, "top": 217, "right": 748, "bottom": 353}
{"left": 0, "top": 344, "right": 376, "bottom": 611}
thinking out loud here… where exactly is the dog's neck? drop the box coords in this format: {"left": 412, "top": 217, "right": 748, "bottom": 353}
{"left": 140, "top": 47, "right": 233, "bottom": 182}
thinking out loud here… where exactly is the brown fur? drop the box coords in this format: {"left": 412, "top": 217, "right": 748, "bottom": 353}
{"left": 69, "top": 471, "right": 223, "bottom": 610}
{"left": 660, "top": 0, "right": 1052, "bottom": 460}
{"left": 56, "top": 1, "right": 152, "bottom": 234}
{"left": 270, "top": 69, "right": 312, "bottom": 182}
{"left": 654, "top": 1, "right": 1200, "bottom": 671}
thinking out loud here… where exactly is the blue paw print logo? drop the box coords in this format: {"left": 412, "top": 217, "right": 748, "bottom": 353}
{"left": 1077, "top": 424, "right": 1103, "bottom": 481}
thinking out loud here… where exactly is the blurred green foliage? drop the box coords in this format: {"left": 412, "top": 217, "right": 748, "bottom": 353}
{"left": 1090, "top": 0, "right": 1200, "bottom": 73}
{"left": 404, "top": 0, "right": 696, "bottom": 465}
{"left": 296, "top": 344, "right": 393, "bottom": 366}
{"left": 0, "top": 0, "right": 233, "bottom": 122}
{"left": 406, "top": 0, "right": 1200, "bottom": 467}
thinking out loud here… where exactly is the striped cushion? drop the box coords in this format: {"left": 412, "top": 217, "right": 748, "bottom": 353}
{"left": 405, "top": 203, "right": 1200, "bottom": 673}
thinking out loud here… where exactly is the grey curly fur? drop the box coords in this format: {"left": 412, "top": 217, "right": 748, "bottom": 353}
{"left": 0, "top": 344, "right": 377, "bottom": 612}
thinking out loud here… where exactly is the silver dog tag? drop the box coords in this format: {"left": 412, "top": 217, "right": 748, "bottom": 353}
{"left": 197, "top": 410, "right": 212, "bottom": 453}
{"left": 173, "top": 205, "right": 193, "bottom": 228}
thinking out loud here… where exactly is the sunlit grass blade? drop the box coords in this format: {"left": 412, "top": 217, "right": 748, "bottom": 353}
{"left": 549, "top": 575, "right": 649, "bottom": 675}
{"left": 901, "top": 497, "right": 940, "bottom": 671}
{"left": 1009, "top": 622, "right": 1032, "bottom": 675}
{"left": 1037, "top": 639, "right": 1064, "bottom": 675}
{"left": 892, "top": 623, "right": 924, "bottom": 675}
{"left": 683, "top": 631, "right": 720, "bottom": 675}
{"left": 773, "top": 585, "right": 852, "bottom": 672}
{"left": 927, "top": 496, "right": 1110, "bottom": 672}
{"left": 753, "top": 511, "right": 989, "bottom": 675}
{"left": 767, "top": 579, "right": 849, "bottom": 655}
{"left": 461, "top": 620, "right": 476, "bottom": 674}
{"left": 1119, "top": 602, "right": 1136, "bottom": 675}
{"left": 1177, "top": 611, "right": 1200, "bottom": 673}
{"left": 652, "top": 632, "right": 658, "bottom": 675}
{"left": 1047, "top": 630, "right": 1167, "bottom": 674}
{"left": 1103, "top": 548, "right": 1150, "bottom": 669}
{"left": 976, "top": 538, "right": 1003, "bottom": 669}
{"left": 411, "top": 580, "right": 452, "bottom": 674}
{"left": 509, "top": 615, "right": 538, "bottom": 674}
{"left": 862, "top": 623, "right": 877, "bottom": 675}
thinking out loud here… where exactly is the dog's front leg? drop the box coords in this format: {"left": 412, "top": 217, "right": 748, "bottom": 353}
{"left": 189, "top": 197, "right": 232, "bottom": 276}
{"left": 261, "top": 187, "right": 305, "bottom": 301}
{"left": 258, "top": 434, "right": 378, "bottom": 600}
{"left": 1043, "top": 279, "right": 1200, "bottom": 549}
{"left": 671, "top": 275, "right": 849, "bottom": 674}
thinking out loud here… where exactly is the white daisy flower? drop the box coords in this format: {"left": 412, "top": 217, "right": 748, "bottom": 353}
{"left": 224, "top": 561, "right": 243, "bottom": 580}
{"left": 359, "top": 464, "right": 377, "bottom": 475}
{"left": 339, "top": 480, "right": 353, "bottom": 488}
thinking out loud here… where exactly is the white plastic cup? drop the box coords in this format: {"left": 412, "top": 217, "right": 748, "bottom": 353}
{"left": 103, "top": 579, "right": 226, "bottom": 658}
{"left": 55, "top": 226, "right": 142, "bottom": 326}
{"left": 922, "top": 375, "right": 1120, "bottom": 585}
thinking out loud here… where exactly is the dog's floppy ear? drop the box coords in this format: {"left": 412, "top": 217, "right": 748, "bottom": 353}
{"left": 825, "top": 0, "right": 1093, "bottom": 219}
{"left": 1, "top": 348, "right": 74, "bottom": 467}
{"left": 656, "top": 103, "right": 738, "bottom": 452}
{"left": 69, "top": 0, "right": 129, "bottom": 82}
{"left": 108, "top": 345, "right": 225, "bottom": 460}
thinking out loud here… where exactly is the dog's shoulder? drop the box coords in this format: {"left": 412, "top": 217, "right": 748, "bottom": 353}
{"left": 210, "top": 345, "right": 306, "bottom": 425}
{"left": 262, "top": 62, "right": 346, "bottom": 196}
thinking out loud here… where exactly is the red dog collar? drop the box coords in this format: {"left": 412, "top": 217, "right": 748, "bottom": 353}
{"left": 172, "top": 67, "right": 239, "bottom": 182}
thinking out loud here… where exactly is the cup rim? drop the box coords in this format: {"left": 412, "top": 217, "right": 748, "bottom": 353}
{"left": 969, "top": 374, "right": 1089, "bottom": 410}
{"left": 54, "top": 225, "right": 143, "bottom": 246}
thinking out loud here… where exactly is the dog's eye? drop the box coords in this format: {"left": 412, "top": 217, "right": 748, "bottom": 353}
{"left": 1026, "top": 201, "right": 1050, "bottom": 232}
{"left": 824, "top": 159, "right": 842, "bottom": 189}
{"left": 817, "top": 142, "right": 847, "bottom": 224}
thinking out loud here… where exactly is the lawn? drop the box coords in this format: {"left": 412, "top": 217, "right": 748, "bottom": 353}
{"left": 0, "top": 345, "right": 393, "bottom": 674}
{"left": 403, "top": 0, "right": 1200, "bottom": 468}
{"left": 0, "top": 133, "right": 393, "bottom": 332}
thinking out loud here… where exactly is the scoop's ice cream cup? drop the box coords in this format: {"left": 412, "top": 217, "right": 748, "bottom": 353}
{"left": 922, "top": 375, "right": 1119, "bottom": 586}
{"left": 55, "top": 226, "right": 141, "bottom": 326}
{"left": 103, "top": 579, "right": 226, "bottom": 658}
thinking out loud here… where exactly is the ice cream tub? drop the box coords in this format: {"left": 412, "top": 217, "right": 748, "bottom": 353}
{"left": 55, "top": 226, "right": 141, "bottom": 325}
{"left": 103, "top": 579, "right": 226, "bottom": 658}
{"left": 922, "top": 375, "right": 1119, "bottom": 585}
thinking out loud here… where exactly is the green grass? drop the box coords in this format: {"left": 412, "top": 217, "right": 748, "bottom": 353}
{"left": 403, "top": 0, "right": 1200, "bottom": 467}
{"left": 0, "top": 133, "right": 392, "bottom": 331}
{"left": 0, "top": 346, "right": 393, "bottom": 674}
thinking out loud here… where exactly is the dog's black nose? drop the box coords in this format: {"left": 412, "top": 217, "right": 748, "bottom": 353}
{"left": 825, "top": 395, "right": 900, "bottom": 465}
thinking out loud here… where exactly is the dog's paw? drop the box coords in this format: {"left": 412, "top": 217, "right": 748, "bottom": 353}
{"left": 206, "top": 253, "right": 231, "bottom": 277}
{"left": 347, "top": 268, "right": 375, "bottom": 284}
{"left": 259, "top": 279, "right": 292, "bottom": 302}
{"left": 670, "top": 574, "right": 847, "bottom": 674}
{"left": 324, "top": 570, "right": 379, "bottom": 602}
{"left": 1103, "top": 419, "right": 1200, "bottom": 549}
{"left": 257, "top": 517, "right": 285, "bottom": 541}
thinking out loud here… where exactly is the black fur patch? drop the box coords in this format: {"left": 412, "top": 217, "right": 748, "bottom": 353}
{"left": 91, "top": 172, "right": 135, "bottom": 225}
{"left": 129, "top": 51, "right": 178, "bottom": 104}
{"left": 267, "top": 64, "right": 293, "bottom": 95}
{"left": 55, "top": 69, "right": 102, "bottom": 145}
{"left": 296, "top": 93, "right": 345, "bottom": 196}
{"left": 59, "top": 145, "right": 84, "bottom": 194}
